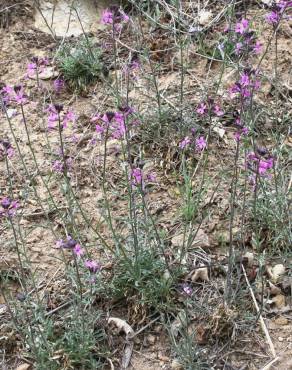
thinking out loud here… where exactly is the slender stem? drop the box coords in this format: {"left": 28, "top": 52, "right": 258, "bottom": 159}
{"left": 226, "top": 140, "right": 240, "bottom": 303}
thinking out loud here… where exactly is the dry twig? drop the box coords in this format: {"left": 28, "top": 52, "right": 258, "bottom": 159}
{"left": 242, "top": 265, "right": 277, "bottom": 359}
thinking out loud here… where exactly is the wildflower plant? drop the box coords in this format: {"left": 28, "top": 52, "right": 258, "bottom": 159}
{"left": 1, "top": 1, "right": 291, "bottom": 369}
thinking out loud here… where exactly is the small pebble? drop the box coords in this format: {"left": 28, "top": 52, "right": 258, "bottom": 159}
{"left": 146, "top": 334, "right": 156, "bottom": 345}
{"left": 158, "top": 353, "right": 170, "bottom": 362}
{"left": 171, "top": 359, "right": 184, "bottom": 369}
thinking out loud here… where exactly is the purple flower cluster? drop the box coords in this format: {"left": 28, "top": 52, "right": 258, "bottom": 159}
{"left": 235, "top": 18, "right": 249, "bottom": 34}
{"left": 91, "top": 106, "right": 138, "bottom": 140}
{"left": 55, "top": 236, "right": 101, "bottom": 275}
{"left": 123, "top": 53, "right": 141, "bottom": 80}
{"left": 101, "top": 6, "right": 129, "bottom": 31}
{"left": 84, "top": 260, "right": 101, "bottom": 273}
{"left": 224, "top": 18, "right": 262, "bottom": 57}
{"left": 26, "top": 56, "right": 49, "bottom": 79}
{"left": 130, "top": 167, "right": 156, "bottom": 189}
{"left": 46, "top": 104, "right": 77, "bottom": 130}
{"left": 1, "top": 85, "right": 28, "bottom": 106}
{"left": 246, "top": 149, "right": 275, "bottom": 187}
{"left": 0, "top": 197, "right": 19, "bottom": 219}
{"left": 53, "top": 78, "right": 65, "bottom": 94}
{"left": 51, "top": 157, "right": 73, "bottom": 174}
{"left": 229, "top": 69, "right": 261, "bottom": 100}
{"left": 247, "top": 151, "right": 274, "bottom": 175}
{"left": 0, "top": 139, "right": 14, "bottom": 159}
{"left": 234, "top": 119, "right": 249, "bottom": 142}
{"left": 196, "top": 99, "right": 224, "bottom": 117}
{"left": 179, "top": 134, "right": 207, "bottom": 152}
{"left": 265, "top": 1, "right": 292, "bottom": 25}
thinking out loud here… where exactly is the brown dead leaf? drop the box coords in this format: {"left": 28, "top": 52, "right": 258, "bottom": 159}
{"left": 271, "top": 294, "right": 286, "bottom": 309}
{"left": 171, "top": 359, "right": 184, "bottom": 370}
{"left": 281, "top": 276, "right": 292, "bottom": 295}
{"left": 198, "top": 10, "right": 213, "bottom": 26}
{"left": 268, "top": 281, "right": 282, "bottom": 296}
{"left": 267, "top": 264, "right": 285, "bottom": 283}
{"left": 16, "top": 364, "right": 31, "bottom": 370}
{"left": 108, "top": 317, "right": 134, "bottom": 369}
{"left": 170, "top": 310, "right": 187, "bottom": 337}
{"left": 191, "top": 266, "right": 209, "bottom": 282}
{"left": 274, "top": 316, "right": 289, "bottom": 326}
{"left": 108, "top": 317, "right": 134, "bottom": 339}
{"left": 243, "top": 252, "right": 254, "bottom": 267}
{"left": 195, "top": 324, "right": 208, "bottom": 344}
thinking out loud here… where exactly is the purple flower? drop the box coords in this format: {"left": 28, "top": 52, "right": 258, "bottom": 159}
{"left": 247, "top": 152, "right": 274, "bottom": 178}
{"left": 26, "top": 57, "right": 49, "bottom": 78}
{"left": 48, "top": 114, "right": 58, "bottom": 129}
{"left": 254, "top": 79, "right": 261, "bottom": 90}
{"left": 54, "top": 104, "right": 63, "bottom": 113}
{"left": 111, "top": 112, "right": 126, "bottom": 139}
{"left": 234, "top": 126, "right": 249, "bottom": 142}
{"left": 84, "top": 260, "right": 101, "bottom": 273}
{"left": 195, "top": 136, "right": 207, "bottom": 151}
{"left": 124, "top": 55, "right": 140, "bottom": 79}
{"left": 146, "top": 172, "right": 156, "bottom": 182}
{"left": 91, "top": 108, "right": 137, "bottom": 140}
{"left": 266, "top": 11, "right": 280, "bottom": 24}
{"left": 131, "top": 168, "right": 143, "bottom": 186}
{"left": 213, "top": 104, "right": 224, "bottom": 117}
{"left": 14, "top": 90, "right": 27, "bottom": 105}
{"left": 6, "top": 85, "right": 28, "bottom": 105}
{"left": 119, "top": 105, "right": 135, "bottom": 116}
{"left": 46, "top": 105, "right": 76, "bottom": 130}
{"left": 2, "top": 85, "right": 14, "bottom": 97}
{"left": 52, "top": 160, "right": 64, "bottom": 173}
{"left": 7, "top": 147, "right": 14, "bottom": 158}
{"left": 101, "top": 7, "right": 129, "bottom": 26}
{"left": 52, "top": 157, "right": 73, "bottom": 174}
{"left": 235, "top": 42, "right": 243, "bottom": 55}
{"left": 63, "top": 110, "right": 76, "bottom": 128}
{"left": 129, "top": 59, "right": 140, "bottom": 71}
{"left": 229, "top": 83, "right": 241, "bottom": 98}
{"left": 0, "top": 140, "right": 14, "bottom": 159}
{"left": 179, "top": 136, "right": 191, "bottom": 149}
{"left": 27, "top": 63, "right": 37, "bottom": 77}
{"left": 196, "top": 102, "right": 207, "bottom": 115}
{"left": 53, "top": 78, "right": 65, "bottom": 94}
{"left": 240, "top": 73, "right": 250, "bottom": 87}
{"left": 247, "top": 152, "right": 257, "bottom": 162}
{"left": 56, "top": 236, "right": 78, "bottom": 249}
{"left": 95, "top": 123, "right": 105, "bottom": 135}
{"left": 46, "top": 105, "right": 59, "bottom": 129}
{"left": 101, "top": 9, "right": 114, "bottom": 24}
{"left": 229, "top": 71, "right": 257, "bottom": 100}
{"left": 258, "top": 158, "right": 274, "bottom": 175}
{"left": 279, "top": 1, "right": 292, "bottom": 10}
{"left": 253, "top": 41, "right": 262, "bottom": 54}
{"left": 1, "top": 198, "right": 12, "bottom": 209}
{"left": 122, "top": 13, "right": 129, "bottom": 23}
{"left": 235, "top": 19, "right": 249, "bottom": 34}
{"left": 91, "top": 113, "right": 101, "bottom": 123}
{"left": 73, "top": 244, "right": 85, "bottom": 257}
{"left": 181, "top": 283, "right": 193, "bottom": 296}
{"left": 242, "top": 88, "right": 251, "bottom": 98}
{"left": 0, "top": 197, "right": 19, "bottom": 218}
